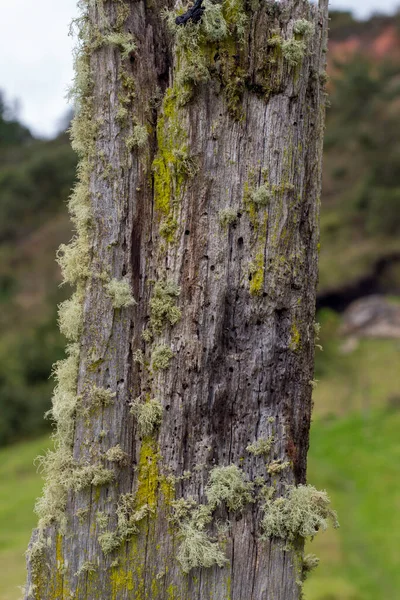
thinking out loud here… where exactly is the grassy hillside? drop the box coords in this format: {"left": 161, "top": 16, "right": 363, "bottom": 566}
{"left": 305, "top": 408, "right": 400, "bottom": 600}
{"left": 0, "top": 437, "right": 50, "bottom": 600}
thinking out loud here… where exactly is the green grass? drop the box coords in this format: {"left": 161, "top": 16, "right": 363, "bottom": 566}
{"left": 0, "top": 436, "right": 50, "bottom": 600}
{"left": 305, "top": 407, "right": 400, "bottom": 600}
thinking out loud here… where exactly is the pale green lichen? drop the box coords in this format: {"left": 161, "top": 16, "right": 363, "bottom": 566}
{"left": 105, "top": 277, "right": 136, "bottom": 309}
{"left": 98, "top": 531, "right": 121, "bottom": 555}
{"left": 68, "top": 463, "right": 115, "bottom": 491}
{"left": 246, "top": 436, "right": 274, "bottom": 457}
{"left": 151, "top": 344, "right": 174, "bottom": 371}
{"left": 251, "top": 184, "right": 271, "bottom": 207}
{"left": 104, "top": 32, "right": 136, "bottom": 59}
{"left": 261, "top": 485, "right": 339, "bottom": 542}
{"left": 126, "top": 124, "right": 148, "bottom": 150}
{"left": 149, "top": 280, "right": 181, "bottom": 335}
{"left": 99, "top": 494, "right": 152, "bottom": 554}
{"left": 133, "top": 349, "right": 145, "bottom": 365}
{"left": 96, "top": 511, "right": 109, "bottom": 529}
{"left": 206, "top": 465, "right": 253, "bottom": 512}
{"left": 267, "top": 460, "right": 290, "bottom": 475}
{"left": 57, "top": 237, "right": 91, "bottom": 285}
{"left": 293, "top": 19, "right": 315, "bottom": 38}
{"left": 130, "top": 398, "right": 163, "bottom": 437}
{"left": 282, "top": 39, "right": 306, "bottom": 67}
{"left": 58, "top": 292, "right": 84, "bottom": 341}
{"left": 219, "top": 207, "right": 237, "bottom": 229}
{"left": 163, "top": 0, "right": 248, "bottom": 107}
{"left": 105, "top": 444, "right": 128, "bottom": 465}
{"left": 90, "top": 385, "right": 116, "bottom": 408}
{"left": 75, "top": 561, "right": 97, "bottom": 577}
{"left": 177, "top": 522, "right": 228, "bottom": 573}
{"left": 302, "top": 553, "right": 320, "bottom": 581}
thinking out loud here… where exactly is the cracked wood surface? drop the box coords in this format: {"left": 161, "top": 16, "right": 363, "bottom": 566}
{"left": 25, "top": 1, "right": 329, "bottom": 598}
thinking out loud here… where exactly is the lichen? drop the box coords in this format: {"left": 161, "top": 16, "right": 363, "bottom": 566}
{"left": 163, "top": 0, "right": 248, "bottom": 112}
{"left": 126, "top": 124, "right": 148, "bottom": 151}
{"left": 251, "top": 184, "right": 271, "bottom": 207}
{"left": 282, "top": 39, "right": 306, "bottom": 68}
{"left": 130, "top": 397, "right": 163, "bottom": 437}
{"left": 105, "top": 277, "right": 136, "bottom": 309}
{"left": 151, "top": 344, "right": 174, "bottom": 371}
{"left": 177, "top": 521, "right": 228, "bottom": 573}
{"left": 267, "top": 460, "right": 290, "bottom": 475}
{"left": 90, "top": 385, "right": 116, "bottom": 408}
{"left": 106, "top": 444, "right": 128, "bottom": 466}
{"left": 293, "top": 19, "right": 315, "bottom": 39}
{"left": 149, "top": 280, "right": 181, "bottom": 335}
{"left": 104, "top": 31, "right": 136, "bottom": 59}
{"left": 96, "top": 511, "right": 109, "bottom": 529}
{"left": 219, "top": 207, "right": 237, "bottom": 229}
{"left": 75, "top": 561, "right": 97, "bottom": 577}
{"left": 57, "top": 237, "right": 91, "bottom": 285}
{"left": 58, "top": 292, "right": 84, "bottom": 341}
{"left": 261, "top": 485, "right": 339, "bottom": 543}
{"left": 206, "top": 465, "right": 253, "bottom": 512}
{"left": 98, "top": 495, "right": 153, "bottom": 555}
{"left": 246, "top": 436, "right": 274, "bottom": 457}
{"left": 302, "top": 553, "right": 320, "bottom": 581}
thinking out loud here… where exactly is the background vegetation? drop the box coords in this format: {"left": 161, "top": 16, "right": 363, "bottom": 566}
{"left": 0, "top": 9, "right": 399, "bottom": 600}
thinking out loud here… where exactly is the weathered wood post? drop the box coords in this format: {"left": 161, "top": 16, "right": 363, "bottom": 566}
{"left": 25, "top": 1, "right": 333, "bottom": 598}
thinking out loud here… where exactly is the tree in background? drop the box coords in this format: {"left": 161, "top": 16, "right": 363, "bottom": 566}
{"left": 25, "top": 1, "right": 332, "bottom": 598}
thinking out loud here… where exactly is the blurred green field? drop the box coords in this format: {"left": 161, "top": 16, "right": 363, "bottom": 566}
{"left": 0, "top": 437, "right": 50, "bottom": 600}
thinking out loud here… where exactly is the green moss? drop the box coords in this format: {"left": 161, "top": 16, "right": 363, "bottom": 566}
{"left": 261, "top": 485, "right": 339, "bottom": 543}
{"left": 105, "top": 277, "right": 136, "bottom": 309}
{"left": 152, "top": 88, "right": 189, "bottom": 230}
{"left": 149, "top": 279, "right": 181, "bottom": 335}
{"left": 130, "top": 397, "right": 163, "bottom": 437}
{"left": 246, "top": 436, "right": 274, "bottom": 457}
{"left": 136, "top": 439, "right": 160, "bottom": 509}
{"left": 206, "top": 465, "right": 253, "bottom": 512}
{"left": 151, "top": 344, "right": 174, "bottom": 371}
{"left": 249, "top": 251, "right": 265, "bottom": 296}
{"left": 290, "top": 322, "right": 301, "bottom": 351}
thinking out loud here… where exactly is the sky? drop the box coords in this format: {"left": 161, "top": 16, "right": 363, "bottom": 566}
{"left": 0, "top": 0, "right": 398, "bottom": 137}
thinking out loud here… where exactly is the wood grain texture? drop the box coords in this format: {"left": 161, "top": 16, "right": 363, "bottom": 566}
{"left": 25, "top": 0, "right": 329, "bottom": 598}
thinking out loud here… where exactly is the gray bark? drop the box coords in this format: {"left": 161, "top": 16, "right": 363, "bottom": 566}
{"left": 25, "top": 0, "right": 329, "bottom": 598}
